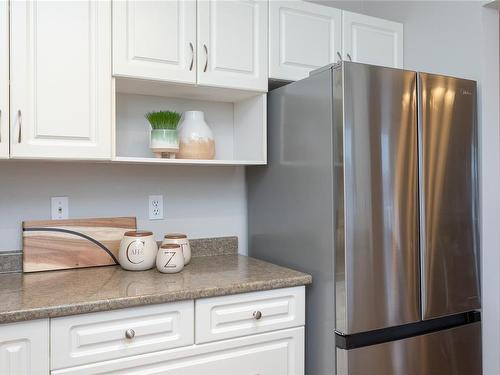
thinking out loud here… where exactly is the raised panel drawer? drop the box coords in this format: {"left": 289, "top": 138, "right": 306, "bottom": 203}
{"left": 51, "top": 301, "right": 194, "bottom": 369}
{"left": 195, "top": 286, "right": 305, "bottom": 343}
{"left": 52, "top": 327, "right": 305, "bottom": 375}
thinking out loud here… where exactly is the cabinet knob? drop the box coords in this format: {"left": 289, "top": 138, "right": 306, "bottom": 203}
{"left": 125, "top": 329, "right": 135, "bottom": 339}
{"left": 253, "top": 310, "right": 262, "bottom": 320}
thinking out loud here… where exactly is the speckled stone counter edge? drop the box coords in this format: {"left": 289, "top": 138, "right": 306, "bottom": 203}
{"left": 0, "top": 236, "right": 238, "bottom": 274}
{"left": 0, "top": 274, "right": 312, "bottom": 324}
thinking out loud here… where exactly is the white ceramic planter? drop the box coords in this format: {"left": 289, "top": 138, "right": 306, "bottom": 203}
{"left": 150, "top": 129, "right": 179, "bottom": 158}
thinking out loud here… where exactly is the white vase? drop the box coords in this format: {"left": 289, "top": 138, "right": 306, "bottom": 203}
{"left": 177, "top": 111, "right": 215, "bottom": 159}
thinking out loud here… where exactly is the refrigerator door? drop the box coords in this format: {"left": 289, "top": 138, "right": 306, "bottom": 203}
{"left": 336, "top": 321, "right": 482, "bottom": 375}
{"left": 418, "top": 73, "right": 481, "bottom": 320}
{"left": 337, "top": 63, "right": 420, "bottom": 335}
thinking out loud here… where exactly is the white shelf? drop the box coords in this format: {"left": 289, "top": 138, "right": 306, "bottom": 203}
{"left": 113, "top": 87, "right": 267, "bottom": 166}
{"left": 112, "top": 157, "right": 266, "bottom": 166}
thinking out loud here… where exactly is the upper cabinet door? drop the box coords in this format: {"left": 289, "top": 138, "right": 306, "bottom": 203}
{"left": 113, "top": 0, "right": 197, "bottom": 84}
{"left": 0, "top": 0, "right": 8, "bottom": 159}
{"left": 269, "top": 1, "right": 342, "bottom": 81}
{"left": 10, "top": 0, "right": 112, "bottom": 160}
{"left": 197, "top": 0, "right": 268, "bottom": 92}
{"left": 342, "top": 11, "right": 403, "bottom": 68}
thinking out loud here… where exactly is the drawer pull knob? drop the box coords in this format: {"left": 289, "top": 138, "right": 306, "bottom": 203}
{"left": 125, "top": 329, "right": 135, "bottom": 339}
{"left": 253, "top": 311, "right": 262, "bottom": 320}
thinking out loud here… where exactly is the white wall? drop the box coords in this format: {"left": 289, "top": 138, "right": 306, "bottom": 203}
{"left": 0, "top": 161, "right": 247, "bottom": 254}
{"left": 361, "top": 1, "right": 484, "bottom": 80}
{"left": 479, "top": 6, "right": 500, "bottom": 375}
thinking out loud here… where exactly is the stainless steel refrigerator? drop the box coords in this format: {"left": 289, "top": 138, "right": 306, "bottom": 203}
{"left": 247, "top": 62, "right": 481, "bottom": 375}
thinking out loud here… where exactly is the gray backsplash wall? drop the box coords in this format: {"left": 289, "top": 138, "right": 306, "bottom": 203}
{"left": 0, "top": 161, "right": 247, "bottom": 254}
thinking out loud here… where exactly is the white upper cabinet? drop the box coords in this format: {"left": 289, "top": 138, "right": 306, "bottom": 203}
{"left": 269, "top": 2, "right": 404, "bottom": 81}
{"left": 0, "top": 0, "right": 8, "bottom": 159}
{"left": 269, "top": 1, "right": 342, "bottom": 81}
{"left": 113, "top": 0, "right": 197, "bottom": 84}
{"left": 197, "top": 0, "right": 268, "bottom": 91}
{"left": 10, "top": 0, "right": 112, "bottom": 160}
{"left": 342, "top": 11, "right": 403, "bottom": 68}
{"left": 0, "top": 319, "right": 49, "bottom": 375}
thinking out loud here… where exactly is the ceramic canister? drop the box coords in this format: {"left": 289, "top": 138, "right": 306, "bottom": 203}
{"left": 156, "top": 244, "right": 185, "bottom": 274}
{"left": 118, "top": 231, "right": 158, "bottom": 271}
{"left": 162, "top": 233, "right": 191, "bottom": 265}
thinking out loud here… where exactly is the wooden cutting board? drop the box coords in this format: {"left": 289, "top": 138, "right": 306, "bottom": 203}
{"left": 23, "top": 217, "right": 137, "bottom": 273}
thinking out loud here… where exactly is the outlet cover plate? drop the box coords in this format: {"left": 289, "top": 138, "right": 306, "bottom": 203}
{"left": 51, "top": 197, "right": 69, "bottom": 220}
{"left": 149, "top": 195, "right": 164, "bottom": 220}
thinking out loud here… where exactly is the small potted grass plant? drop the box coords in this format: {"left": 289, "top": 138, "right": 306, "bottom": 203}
{"left": 146, "top": 110, "right": 182, "bottom": 159}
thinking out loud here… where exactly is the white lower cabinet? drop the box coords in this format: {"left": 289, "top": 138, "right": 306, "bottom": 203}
{"left": 0, "top": 287, "right": 305, "bottom": 375}
{"left": 0, "top": 319, "right": 49, "bottom": 375}
{"left": 52, "top": 327, "right": 304, "bottom": 375}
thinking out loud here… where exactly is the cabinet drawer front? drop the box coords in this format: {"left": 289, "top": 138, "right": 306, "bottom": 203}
{"left": 52, "top": 327, "right": 305, "bottom": 375}
{"left": 51, "top": 301, "right": 194, "bottom": 369}
{"left": 195, "top": 286, "right": 305, "bottom": 343}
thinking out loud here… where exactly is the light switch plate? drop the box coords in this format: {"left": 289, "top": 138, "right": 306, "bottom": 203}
{"left": 51, "top": 197, "right": 69, "bottom": 220}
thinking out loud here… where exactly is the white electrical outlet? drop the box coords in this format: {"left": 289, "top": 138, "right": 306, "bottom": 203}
{"left": 51, "top": 197, "right": 69, "bottom": 220}
{"left": 149, "top": 195, "right": 164, "bottom": 220}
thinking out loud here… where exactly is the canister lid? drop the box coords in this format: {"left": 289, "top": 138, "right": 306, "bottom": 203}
{"left": 160, "top": 243, "right": 181, "bottom": 249}
{"left": 124, "top": 231, "right": 153, "bottom": 237}
{"left": 164, "top": 233, "right": 187, "bottom": 239}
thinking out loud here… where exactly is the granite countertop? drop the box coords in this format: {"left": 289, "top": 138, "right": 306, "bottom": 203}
{"left": 0, "top": 255, "right": 312, "bottom": 324}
